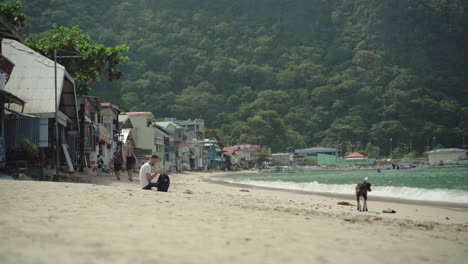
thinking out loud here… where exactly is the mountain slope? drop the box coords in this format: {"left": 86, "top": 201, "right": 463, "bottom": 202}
{"left": 22, "top": 0, "right": 468, "bottom": 154}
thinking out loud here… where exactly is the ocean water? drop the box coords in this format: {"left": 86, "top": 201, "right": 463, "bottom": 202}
{"left": 216, "top": 167, "right": 468, "bottom": 204}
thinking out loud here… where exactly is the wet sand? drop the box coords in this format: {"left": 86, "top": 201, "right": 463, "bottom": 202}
{"left": 1, "top": 171, "right": 467, "bottom": 264}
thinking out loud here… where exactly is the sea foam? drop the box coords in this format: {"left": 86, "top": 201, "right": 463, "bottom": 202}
{"left": 222, "top": 179, "right": 468, "bottom": 204}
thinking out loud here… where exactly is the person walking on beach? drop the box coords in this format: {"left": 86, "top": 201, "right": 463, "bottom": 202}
{"left": 113, "top": 146, "right": 123, "bottom": 180}
{"left": 125, "top": 147, "right": 136, "bottom": 181}
{"left": 139, "top": 154, "right": 161, "bottom": 190}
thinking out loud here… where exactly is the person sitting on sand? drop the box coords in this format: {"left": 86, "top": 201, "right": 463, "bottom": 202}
{"left": 139, "top": 154, "right": 161, "bottom": 190}
{"left": 97, "top": 153, "right": 104, "bottom": 170}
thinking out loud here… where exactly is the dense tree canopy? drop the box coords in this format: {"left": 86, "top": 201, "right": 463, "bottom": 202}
{"left": 0, "top": 0, "right": 26, "bottom": 28}
{"left": 16, "top": 0, "right": 468, "bottom": 156}
{"left": 25, "top": 25, "right": 129, "bottom": 94}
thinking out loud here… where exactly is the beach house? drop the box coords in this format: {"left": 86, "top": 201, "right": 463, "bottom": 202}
{"left": 2, "top": 39, "right": 79, "bottom": 171}
{"left": 81, "top": 96, "right": 102, "bottom": 169}
{"left": 223, "top": 144, "right": 260, "bottom": 169}
{"left": 173, "top": 118, "right": 205, "bottom": 140}
{"left": 119, "top": 112, "right": 175, "bottom": 170}
{"left": 99, "top": 102, "right": 122, "bottom": 166}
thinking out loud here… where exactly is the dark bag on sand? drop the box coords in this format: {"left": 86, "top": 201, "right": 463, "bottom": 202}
{"left": 155, "top": 173, "right": 170, "bottom": 192}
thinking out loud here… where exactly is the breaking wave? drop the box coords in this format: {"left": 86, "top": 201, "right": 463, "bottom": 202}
{"left": 222, "top": 179, "right": 468, "bottom": 204}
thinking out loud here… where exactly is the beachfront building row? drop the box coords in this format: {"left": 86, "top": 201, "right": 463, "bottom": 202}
{"left": 1, "top": 16, "right": 83, "bottom": 173}
{"left": 0, "top": 13, "right": 223, "bottom": 174}
{"left": 0, "top": 27, "right": 123, "bottom": 174}
{"left": 119, "top": 115, "right": 223, "bottom": 172}
{"left": 223, "top": 144, "right": 261, "bottom": 169}
{"left": 81, "top": 96, "right": 122, "bottom": 171}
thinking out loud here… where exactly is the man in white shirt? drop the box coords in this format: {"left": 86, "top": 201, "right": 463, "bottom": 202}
{"left": 139, "top": 154, "right": 161, "bottom": 190}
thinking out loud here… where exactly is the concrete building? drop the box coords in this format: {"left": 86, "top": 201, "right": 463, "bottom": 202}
{"left": 99, "top": 102, "right": 122, "bottom": 166}
{"left": 223, "top": 144, "right": 260, "bottom": 169}
{"left": 171, "top": 118, "right": 205, "bottom": 141}
{"left": 119, "top": 112, "right": 156, "bottom": 163}
{"left": 155, "top": 121, "right": 186, "bottom": 144}
{"left": 427, "top": 148, "right": 467, "bottom": 166}
{"left": 271, "top": 153, "right": 293, "bottom": 166}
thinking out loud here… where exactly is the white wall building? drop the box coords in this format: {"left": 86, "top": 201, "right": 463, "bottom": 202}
{"left": 427, "top": 148, "right": 467, "bottom": 165}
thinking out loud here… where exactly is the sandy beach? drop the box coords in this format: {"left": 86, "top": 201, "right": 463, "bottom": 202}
{"left": 1, "top": 171, "right": 467, "bottom": 264}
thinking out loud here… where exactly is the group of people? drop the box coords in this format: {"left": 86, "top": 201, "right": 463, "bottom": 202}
{"left": 97, "top": 146, "right": 167, "bottom": 191}
{"left": 112, "top": 146, "right": 137, "bottom": 181}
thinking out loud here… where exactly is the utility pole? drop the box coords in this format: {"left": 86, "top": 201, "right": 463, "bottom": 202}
{"left": 389, "top": 138, "right": 393, "bottom": 157}
{"left": 54, "top": 49, "right": 59, "bottom": 174}
{"left": 53, "top": 49, "right": 84, "bottom": 174}
{"left": 432, "top": 136, "right": 436, "bottom": 150}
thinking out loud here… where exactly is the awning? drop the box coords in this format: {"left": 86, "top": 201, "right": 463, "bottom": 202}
{"left": 0, "top": 89, "right": 25, "bottom": 106}
{"left": 4, "top": 107, "right": 36, "bottom": 118}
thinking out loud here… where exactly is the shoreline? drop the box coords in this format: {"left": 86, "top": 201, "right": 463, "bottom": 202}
{"left": 206, "top": 176, "right": 468, "bottom": 210}
{"left": 207, "top": 169, "right": 468, "bottom": 209}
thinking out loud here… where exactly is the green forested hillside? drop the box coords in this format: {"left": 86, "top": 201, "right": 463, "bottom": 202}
{"left": 21, "top": 0, "right": 468, "bottom": 155}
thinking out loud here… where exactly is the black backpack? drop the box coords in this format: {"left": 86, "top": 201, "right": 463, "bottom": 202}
{"left": 155, "top": 173, "right": 170, "bottom": 192}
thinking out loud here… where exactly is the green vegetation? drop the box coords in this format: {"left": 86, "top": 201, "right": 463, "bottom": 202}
{"left": 0, "top": 0, "right": 26, "bottom": 28}
{"left": 25, "top": 25, "right": 129, "bottom": 94}
{"left": 12, "top": 0, "right": 468, "bottom": 155}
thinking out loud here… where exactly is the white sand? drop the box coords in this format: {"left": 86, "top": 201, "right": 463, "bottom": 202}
{"left": 1, "top": 171, "right": 467, "bottom": 264}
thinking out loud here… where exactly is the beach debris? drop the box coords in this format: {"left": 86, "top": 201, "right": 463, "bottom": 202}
{"left": 344, "top": 218, "right": 358, "bottom": 223}
{"left": 183, "top": 189, "right": 194, "bottom": 194}
{"left": 239, "top": 189, "right": 250, "bottom": 192}
{"left": 445, "top": 217, "right": 450, "bottom": 220}
{"left": 337, "top": 201, "right": 353, "bottom": 206}
{"left": 382, "top": 209, "right": 397, "bottom": 214}
{"left": 416, "top": 223, "right": 434, "bottom": 230}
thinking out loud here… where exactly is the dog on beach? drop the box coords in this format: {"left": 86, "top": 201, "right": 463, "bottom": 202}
{"left": 355, "top": 177, "right": 372, "bottom": 212}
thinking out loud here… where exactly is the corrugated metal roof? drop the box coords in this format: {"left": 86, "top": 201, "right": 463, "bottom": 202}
{"left": 156, "top": 121, "right": 182, "bottom": 129}
{"left": 427, "top": 148, "right": 467, "bottom": 154}
{"left": 345, "top": 152, "right": 367, "bottom": 158}
{"left": 295, "top": 147, "right": 337, "bottom": 154}
{"left": 126, "top": 112, "right": 153, "bottom": 116}
{"left": 2, "top": 39, "right": 68, "bottom": 115}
